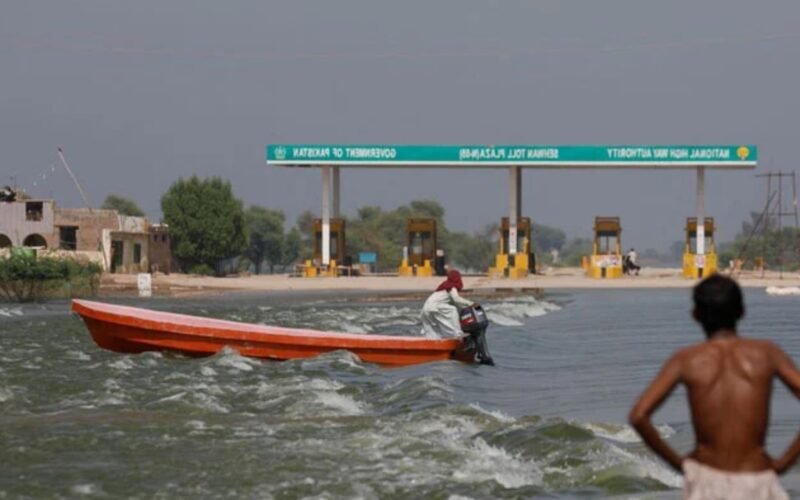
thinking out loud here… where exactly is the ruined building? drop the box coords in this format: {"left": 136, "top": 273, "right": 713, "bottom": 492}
{"left": 0, "top": 189, "right": 174, "bottom": 274}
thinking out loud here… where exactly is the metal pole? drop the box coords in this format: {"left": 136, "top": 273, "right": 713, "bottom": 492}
{"left": 57, "top": 147, "right": 93, "bottom": 210}
{"left": 793, "top": 172, "right": 799, "bottom": 270}
{"left": 332, "top": 167, "right": 340, "bottom": 218}
{"left": 793, "top": 171, "right": 799, "bottom": 227}
{"left": 695, "top": 167, "right": 706, "bottom": 259}
{"left": 764, "top": 174, "right": 772, "bottom": 278}
{"left": 321, "top": 166, "right": 331, "bottom": 266}
{"left": 793, "top": 171, "right": 799, "bottom": 228}
{"left": 778, "top": 173, "right": 783, "bottom": 278}
{"left": 508, "top": 166, "right": 521, "bottom": 255}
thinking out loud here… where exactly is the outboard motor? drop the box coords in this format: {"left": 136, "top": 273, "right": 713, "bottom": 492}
{"left": 459, "top": 304, "right": 495, "bottom": 366}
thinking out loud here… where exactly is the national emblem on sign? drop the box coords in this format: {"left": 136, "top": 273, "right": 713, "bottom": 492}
{"left": 737, "top": 146, "right": 750, "bottom": 161}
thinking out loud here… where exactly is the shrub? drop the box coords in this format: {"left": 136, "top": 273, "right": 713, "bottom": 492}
{"left": 0, "top": 253, "right": 103, "bottom": 302}
{"left": 188, "top": 264, "right": 215, "bottom": 276}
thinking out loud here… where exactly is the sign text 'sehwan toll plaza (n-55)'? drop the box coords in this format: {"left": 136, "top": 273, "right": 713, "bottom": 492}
{"left": 266, "top": 144, "right": 757, "bottom": 272}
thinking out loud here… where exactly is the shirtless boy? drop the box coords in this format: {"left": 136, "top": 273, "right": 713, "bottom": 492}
{"left": 629, "top": 274, "right": 800, "bottom": 499}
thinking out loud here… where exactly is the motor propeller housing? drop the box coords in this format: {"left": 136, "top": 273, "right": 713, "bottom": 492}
{"left": 459, "top": 304, "right": 494, "bottom": 366}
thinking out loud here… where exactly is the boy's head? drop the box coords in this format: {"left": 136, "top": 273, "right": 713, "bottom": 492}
{"left": 692, "top": 274, "right": 745, "bottom": 335}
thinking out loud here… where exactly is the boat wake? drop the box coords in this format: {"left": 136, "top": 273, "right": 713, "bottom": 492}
{"left": 766, "top": 286, "right": 800, "bottom": 296}
{"left": 483, "top": 296, "right": 562, "bottom": 327}
{"left": 0, "top": 307, "right": 23, "bottom": 318}
{"left": 221, "top": 295, "right": 561, "bottom": 335}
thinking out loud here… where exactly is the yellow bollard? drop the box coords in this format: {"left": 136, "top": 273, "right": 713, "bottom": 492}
{"left": 303, "top": 259, "right": 318, "bottom": 278}
{"left": 398, "top": 258, "right": 413, "bottom": 277}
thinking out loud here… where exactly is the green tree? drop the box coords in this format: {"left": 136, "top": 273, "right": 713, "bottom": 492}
{"left": 357, "top": 206, "right": 382, "bottom": 222}
{"left": 561, "top": 238, "right": 593, "bottom": 266}
{"left": 101, "top": 195, "right": 145, "bottom": 217}
{"left": 244, "top": 206, "right": 285, "bottom": 274}
{"left": 296, "top": 210, "right": 315, "bottom": 236}
{"left": 281, "top": 227, "right": 303, "bottom": 271}
{"left": 295, "top": 210, "right": 316, "bottom": 261}
{"left": 532, "top": 223, "right": 566, "bottom": 253}
{"left": 161, "top": 176, "right": 247, "bottom": 275}
{"left": 446, "top": 230, "right": 495, "bottom": 272}
{"left": 408, "top": 200, "right": 445, "bottom": 220}
{"left": 669, "top": 240, "right": 686, "bottom": 262}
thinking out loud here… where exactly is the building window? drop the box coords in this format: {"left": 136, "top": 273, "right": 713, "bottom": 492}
{"left": 134, "top": 243, "right": 142, "bottom": 264}
{"left": 22, "top": 234, "right": 47, "bottom": 248}
{"left": 0, "top": 234, "right": 12, "bottom": 248}
{"left": 25, "top": 202, "right": 44, "bottom": 222}
{"left": 59, "top": 226, "right": 78, "bottom": 251}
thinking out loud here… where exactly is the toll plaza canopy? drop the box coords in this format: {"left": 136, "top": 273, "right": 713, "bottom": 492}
{"left": 266, "top": 144, "right": 757, "bottom": 266}
{"left": 267, "top": 144, "right": 757, "bottom": 169}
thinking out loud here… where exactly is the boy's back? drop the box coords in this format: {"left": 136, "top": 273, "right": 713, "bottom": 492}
{"left": 680, "top": 337, "right": 777, "bottom": 471}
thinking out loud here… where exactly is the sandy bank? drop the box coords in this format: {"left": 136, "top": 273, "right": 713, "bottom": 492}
{"left": 100, "top": 267, "right": 800, "bottom": 297}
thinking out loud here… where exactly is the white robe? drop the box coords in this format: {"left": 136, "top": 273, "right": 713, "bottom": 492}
{"left": 420, "top": 288, "right": 473, "bottom": 338}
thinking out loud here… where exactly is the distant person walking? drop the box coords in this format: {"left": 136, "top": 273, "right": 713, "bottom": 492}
{"left": 629, "top": 275, "right": 798, "bottom": 499}
{"left": 624, "top": 247, "right": 640, "bottom": 276}
{"left": 550, "top": 248, "right": 560, "bottom": 265}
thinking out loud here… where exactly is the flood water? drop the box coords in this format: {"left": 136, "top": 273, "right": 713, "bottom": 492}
{"left": 1, "top": 288, "right": 799, "bottom": 498}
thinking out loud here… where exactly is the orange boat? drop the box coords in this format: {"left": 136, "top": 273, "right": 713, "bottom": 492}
{"left": 71, "top": 299, "right": 477, "bottom": 367}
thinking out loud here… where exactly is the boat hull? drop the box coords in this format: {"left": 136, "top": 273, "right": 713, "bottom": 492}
{"left": 72, "top": 300, "right": 475, "bottom": 367}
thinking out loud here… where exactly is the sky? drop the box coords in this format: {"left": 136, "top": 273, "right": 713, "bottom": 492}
{"left": 2, "top": 0, "right": 799, "bottom": 252}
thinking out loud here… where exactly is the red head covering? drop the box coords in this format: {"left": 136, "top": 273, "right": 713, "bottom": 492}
{"left": 436, "top": 270, "right": 463, "bottom": 292}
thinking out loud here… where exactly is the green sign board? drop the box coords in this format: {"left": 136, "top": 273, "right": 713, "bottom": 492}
{"left": 267, "top": 144, "right": 757, "bottom": 168}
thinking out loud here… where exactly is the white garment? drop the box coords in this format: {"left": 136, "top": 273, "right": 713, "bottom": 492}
{"left": 682, "top": 459, "right": 788, "bottom": 500}
{"left": 420, "top": 288, "right": 473, "bottom": 338}
{"left": 627, "top": 250, "right": 638, "bottom": 264}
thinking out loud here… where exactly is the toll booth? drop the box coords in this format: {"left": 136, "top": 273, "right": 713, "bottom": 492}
{"left": 588, "top": 217, "right": 623, "bottom": 279}
{"left": 304, "top": 218, "right": 346, "bottom": 277}
{"left": 398, "top": 218, "right": 438, "bottom": 277}
{"left": 683, "top": 217, "right": 717, "bottom": 279}
{"left": 488, "top": 217, "right": 535, "bottom": 279}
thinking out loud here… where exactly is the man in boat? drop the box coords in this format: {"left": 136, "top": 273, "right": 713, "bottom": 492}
{"left": 420, "top": 269, "right": 473, "bottom": 338}
{"left": 629, "top": 274, "right": 799, "bottom": 499}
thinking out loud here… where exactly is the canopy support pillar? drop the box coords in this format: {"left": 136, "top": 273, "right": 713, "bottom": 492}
{"left": 332, "top": 167, "right": 341, "bottom": 217}
{"left": 695, "top": 166, "right": 706, "bottom": 275}
{"left": 509, "top": 166, "right": 521, "bottom": 255}
{"left": 321, "top": 166, "right": 331, "bottom": 266}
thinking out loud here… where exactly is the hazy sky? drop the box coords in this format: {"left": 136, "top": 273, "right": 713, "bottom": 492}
{"left": 2, "top": 1, "right": 799, "bottom": 251}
